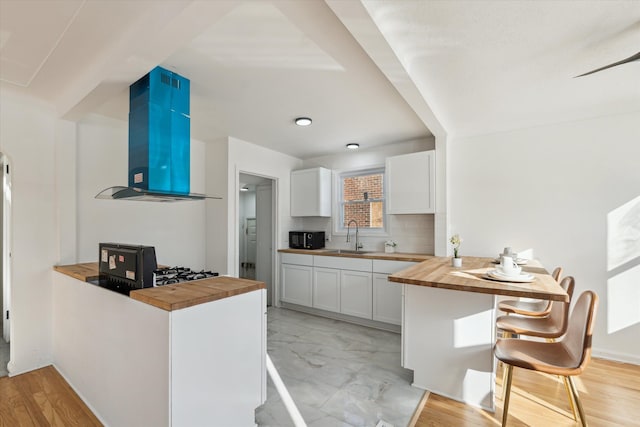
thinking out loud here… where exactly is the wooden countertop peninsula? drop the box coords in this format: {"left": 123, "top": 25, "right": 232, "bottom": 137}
{"left": 53, "top": 262, "right": 102, "bottom": 281}
{"left": 278, "top": 248, "right": 433, "bottom": 263}
{"left": 389, "top": 256, "right": 569, "bottom": 302}
{"left": 53, "top": 263, "right": 265, "bottom": 311}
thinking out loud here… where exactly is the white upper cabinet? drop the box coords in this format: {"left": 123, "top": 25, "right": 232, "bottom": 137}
{"left": 386, "top": 151, "right": 435, "bottom": 214}
{"left": 290, "top": 167, "right": 332, "bottom": 217}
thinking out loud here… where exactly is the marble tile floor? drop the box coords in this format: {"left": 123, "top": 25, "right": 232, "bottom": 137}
{"left": 0, "top": 336, "right": 9, "bottom": 377}
{"left": 256, "top": 307, "right": 425, "bottom": 427}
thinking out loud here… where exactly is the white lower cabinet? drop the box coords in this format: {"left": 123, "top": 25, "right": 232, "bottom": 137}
{"left": 281, "top": 263, "right": 313, "bottom": 306}
{"left": 313, "top": 267, "right": 341, "bottom": 312}
{"left": 372, "top": 273, "right": 402, "bottom": 325}
{"left": 340, "top": 270, "right": 373, "bottom": 319}
{"left": 372, "top": 260, "right": 418, "bottom": 326}
{"left": 280, "top": 254, "right": 419, "bottom": 327}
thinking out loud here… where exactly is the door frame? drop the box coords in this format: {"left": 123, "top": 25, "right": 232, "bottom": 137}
{"left": 235, "top": 169, "right": 278, "bottom": 306}
{"left": 2, "top": 153, "right": 12, "bottom": 344}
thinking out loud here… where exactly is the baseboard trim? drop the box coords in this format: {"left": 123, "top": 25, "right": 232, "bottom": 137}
{"left": 53, "top": 363, "right": 109, "bottom": 427}
{"left": 279, "top": 302, "right": 401, "bottom": 333}
{"left": 7, "top": 360, "right": 50, "bottom": 377}
{"left": 592, "top": 348, "right": 640, "bottom": 365}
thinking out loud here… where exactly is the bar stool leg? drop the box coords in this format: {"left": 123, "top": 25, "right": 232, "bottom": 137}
{"left": 544, "top": 338, "right": 577, "bottom": 421}
{"left": 567, "top": 376, "right": 588, "bottom": 427}
{"left": 562, "top": 376, "right": 578, "bottom": 421}
{"left": 502, "top": 365, "right": 514, "bottom": 426}
{"left": 500, "top": 332, "right": 515, "bottom": 400}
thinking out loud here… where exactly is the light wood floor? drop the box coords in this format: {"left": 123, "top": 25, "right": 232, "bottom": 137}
{"left": 0, "top": 365, "right": 102, "bottom": 426}
{"left": 2, "top": 359, "right": 638, "bottom": 426}
{"left": 414, "top": 358, "right": 640, "bottom": 426}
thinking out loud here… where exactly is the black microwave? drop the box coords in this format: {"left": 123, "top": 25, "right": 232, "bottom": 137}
{"left": 289, "top": 231, "right": 325, "bottom": 250}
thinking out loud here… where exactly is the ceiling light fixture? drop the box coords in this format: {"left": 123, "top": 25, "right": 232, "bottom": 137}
{"left": 346, "top": 143, "right": 360, "bottom": 150}
{"left": 240, "top": 186, "right": 249, "bottom": 192}
{"left": 295, "top": 117, "right": 312, "bottom": 126}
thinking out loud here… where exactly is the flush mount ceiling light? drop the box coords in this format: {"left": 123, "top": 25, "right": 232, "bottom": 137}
{"left": 240, "top": 186, "right": 249, "bottom": 192}
{"left": 346, "top": 143, "right": 360, "bottom": 150}
{"left": 295, "top": 117, "right": 312, "bottom": 126}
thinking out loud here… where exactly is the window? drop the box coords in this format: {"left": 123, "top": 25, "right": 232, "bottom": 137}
{"left": 337, "top": 168, "right": 386, "bottom": 232}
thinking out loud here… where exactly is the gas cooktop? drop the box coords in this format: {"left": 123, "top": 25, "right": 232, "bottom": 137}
{"left": 154, "top": 267, "right": 219, "bottom": 286}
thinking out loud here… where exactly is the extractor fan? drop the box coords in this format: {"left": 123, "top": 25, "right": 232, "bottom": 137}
{"left": 575, "top": 51, "right": 640, "bottom": 77}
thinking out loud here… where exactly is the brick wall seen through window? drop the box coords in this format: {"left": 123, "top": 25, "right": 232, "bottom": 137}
{"left": 340, "top": 169, "right": 385, "bottom": 229}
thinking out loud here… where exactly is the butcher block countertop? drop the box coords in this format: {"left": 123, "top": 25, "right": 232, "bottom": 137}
{"left": 54, "top": 263, "right": 266, "bottom": 311}
{"left": 129, "top": 277, "right": 265, "bottom": 311}
{"left": 53, "top": 262, "right": 101, "bottom": 281}
{"left": 389, "top": 256, "right": 569, "bottom": 302}
{"left": 278, "top": 248, "right": 432, "bottom": 263}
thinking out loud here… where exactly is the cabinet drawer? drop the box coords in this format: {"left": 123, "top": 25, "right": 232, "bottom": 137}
{"left": 280, "top": 253, "right": 313, "bottom": 266}
{"left": 372, "top": 260, "right": 418, "bottom": 274}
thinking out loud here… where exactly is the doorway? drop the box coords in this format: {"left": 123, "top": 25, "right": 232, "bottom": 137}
{"left": 1, "top": 153, "right": 11, "bottom": 377}
{"left": 238, "top": 173, "right": 275, "bottom": 306}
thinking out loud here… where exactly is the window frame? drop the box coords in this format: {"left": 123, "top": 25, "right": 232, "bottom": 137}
{"left": 332, "top": 166, "right": 389, "bottom": 237}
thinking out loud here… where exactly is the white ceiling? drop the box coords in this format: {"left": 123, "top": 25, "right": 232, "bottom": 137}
{"left": 1, "top": 1, "right": 638, "bottom": 158}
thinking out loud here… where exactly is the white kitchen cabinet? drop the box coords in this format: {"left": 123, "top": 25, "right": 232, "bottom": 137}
{"left": 340, "top": 270, "right": 372, "bottom": 319}
{"left": 372, "top": 260, "right": 418, "bottom": 325}
{"left": 373, "top": 273, "right": 403, "bottom": 325}
{"left": 313, "top": 267, "right": 341, "bottom": 312}
{"left": 52, "top": 272, "right": 265, "bottom": 427}
{"left": 280, "top": 253, "right": 313, "bottom": 307}
{"left": 279, "top": 253, "right": 415, "bottom": 326}
{"left": 386, "top": 150, "right": 435, "bottom": 214}
{"left": 290, "top": 167, "right": 332, "bottom": 217}
{"left": 281, "top": 264, "right": 313, "bottom": 306}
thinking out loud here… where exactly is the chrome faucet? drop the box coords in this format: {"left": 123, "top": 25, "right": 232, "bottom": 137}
{"left": 346, "top": 220, "right": 363, "bottom": 251}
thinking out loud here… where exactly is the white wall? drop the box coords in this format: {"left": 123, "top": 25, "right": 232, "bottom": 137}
{"left": 302, "top": 138, "right": 436, "bottom": 254}
{"left": 449, "top": 112, "right": 640, "bottom": 363}
{"left": 76, "top": 114, "right": 207, "bottom": 269}
{"left": 225, "top": 137, "right": 303, "bottom": 275}
{"left": 0, "top": 88, "right": 58, "bottom": 374}
{"left": 205, "top": 139, "right": 229, "bottom": 273}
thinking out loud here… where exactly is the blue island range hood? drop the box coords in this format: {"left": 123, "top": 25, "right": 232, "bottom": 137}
{"left": 96, "top": 66, "right": 220, "bottom": 202}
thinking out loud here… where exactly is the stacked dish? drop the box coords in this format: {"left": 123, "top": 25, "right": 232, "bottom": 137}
{"left": 485, "top": 267, "right": 535, "bottom": 283}
{"left": 486, "top": 264, "right": 535, "bottom": 282}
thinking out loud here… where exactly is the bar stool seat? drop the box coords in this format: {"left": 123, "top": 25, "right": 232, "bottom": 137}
{"left": 495, "top": 290, "right": 599, "bottom": 426}
{"left": 498, "top": 267, "right": 562, "bottom": 317}
{"left": 496, "top": 276, "right": 575, "bottom": 339}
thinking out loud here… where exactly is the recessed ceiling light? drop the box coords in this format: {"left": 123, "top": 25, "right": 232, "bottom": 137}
{"left": 295, "top": 117, "right": 312, "bottom": 126}
{"left": 346, "top": 143, "right": 359, "bottom": 150}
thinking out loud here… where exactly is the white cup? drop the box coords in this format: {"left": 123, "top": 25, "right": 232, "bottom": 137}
{"left": 500, "top": 256, "right": 521, "bottom": 276}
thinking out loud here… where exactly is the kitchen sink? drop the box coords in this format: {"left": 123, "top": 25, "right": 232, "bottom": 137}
{"left": 326, "top": 249, "right": 375, "bottom": 255}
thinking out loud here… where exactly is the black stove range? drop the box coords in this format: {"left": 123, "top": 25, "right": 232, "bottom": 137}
{"left": 154, "top": 267, "right": 219, "bottom": 286}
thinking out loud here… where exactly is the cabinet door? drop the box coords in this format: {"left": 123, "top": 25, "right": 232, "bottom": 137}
{"left": 386, "top": 151, "right": 435, "bottom": 214}
{"left": 340, "top": 270, "right": 372, "bottom": 319}
{"left": 313, "top": 267, "right": 340, "bottom": 312}
{"left": 290, "top": 167, "right": 331, "bottom": 217}
{"left": 372, "top": 273, "right": 402, "bottom": 325}
{"left": 280, "top": 264, "right": 313, "bottom": 306}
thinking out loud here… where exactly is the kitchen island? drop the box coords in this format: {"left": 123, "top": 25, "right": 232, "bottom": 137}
{"left": 389, "top": 256, "right": 568, "bottom": 412}
{"left": 53, "top": 263, "right": 266, "bottom": 427}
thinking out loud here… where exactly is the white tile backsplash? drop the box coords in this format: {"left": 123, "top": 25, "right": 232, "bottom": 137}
{"left": 300, "top": 214, "right": 434, "bottom": 254}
